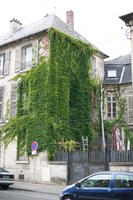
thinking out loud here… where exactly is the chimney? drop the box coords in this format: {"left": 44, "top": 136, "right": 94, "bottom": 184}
{"left": 66, "top": 10, "right": 74, "bottom": 31}
{"left": 120, "top": 12, "right": 133, "bottom": 85}
{"left": 10, "top": 18, "right": 22, "bottom": 33}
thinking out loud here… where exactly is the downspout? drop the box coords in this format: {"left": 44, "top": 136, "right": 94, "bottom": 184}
{"left": 100, "top": 84, "right": 105, "bottom": 152}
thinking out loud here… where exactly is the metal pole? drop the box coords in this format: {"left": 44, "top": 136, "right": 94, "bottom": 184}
{"left": 34, "top": 156, "right": 35, "bottom": 183}
{"left": 100, "top": 84, "right": 105, "bottom": 152}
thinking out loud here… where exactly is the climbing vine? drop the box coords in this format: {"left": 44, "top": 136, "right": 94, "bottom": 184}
{"left": 1, "top": 28, "right": 97, "bottom": 160}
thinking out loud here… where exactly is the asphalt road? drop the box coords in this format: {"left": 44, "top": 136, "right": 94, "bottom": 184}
{"left": 0, "top": 189, "right": 59, "bottom": 200}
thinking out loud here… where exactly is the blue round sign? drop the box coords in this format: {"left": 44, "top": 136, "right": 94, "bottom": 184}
{"left": 32, "top": 141, "right": 38, "bottom": 151}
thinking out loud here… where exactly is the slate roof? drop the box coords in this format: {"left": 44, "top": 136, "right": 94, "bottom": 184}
{"left": 119, "top": 12, "right": 133, "bottom": 25}
{"left": 103, "top": 54, "right": 132, "bottom": 85}
{"left": 0, "top": 14, "right": 108, "bottom": 58}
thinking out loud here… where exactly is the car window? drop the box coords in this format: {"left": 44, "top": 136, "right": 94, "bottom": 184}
{"left": 0, "top": 167, "right": 9, "bottom": 173}
{"left": 114, "top": 174, "right": 133, "bottom": 188}
{"left": 81, "top": 174, "right": 111, "bottom": 188}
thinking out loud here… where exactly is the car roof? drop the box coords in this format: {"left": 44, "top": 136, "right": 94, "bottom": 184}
{"left": 90, "top": 171, "right": 133, "bottom": 176}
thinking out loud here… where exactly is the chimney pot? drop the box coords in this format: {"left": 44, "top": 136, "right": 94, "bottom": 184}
{"left": 66, "top": 10, "right": 74, "bottom": 31}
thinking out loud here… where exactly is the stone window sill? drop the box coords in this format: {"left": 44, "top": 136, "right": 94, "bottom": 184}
{"left": 16, "top": 160, "right": 29, "bottom": 164}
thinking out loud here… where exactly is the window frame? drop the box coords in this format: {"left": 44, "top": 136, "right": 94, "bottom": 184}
{"left": 107, "top": 70, "right": 117, "bottom": 78}
{"left": 22, "top": 45, "right": 32, "bottom": 70}
{"left": 107, "top": 93, "right": 116, "bottom": 118}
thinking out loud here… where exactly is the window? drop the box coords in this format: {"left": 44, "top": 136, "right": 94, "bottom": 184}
{"left": 0, "top": 54, "right": 4, "bottom": 76}
{"left": 114, "top": 174, "right": 133, "bottom": 188}
{"left": 108, "top": 70, "right": 117, "bottom": 78}
{"left": 22, "top": 45, "right": 32, "bottom": 70}
{"left": 107, "top": 93, "right": 116, "bottom": 118}
{"left": 90, "top": 56, "right": 96, "bottom": 77}
{"left": 81, "top": 174, "right": 111, "bottom": 188}
{"left": 15, "top": 41, "right": 38, "bottom": 72}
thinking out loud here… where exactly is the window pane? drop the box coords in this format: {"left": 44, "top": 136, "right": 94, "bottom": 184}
{"left": 112, "top": 96, "right": 116, "bottom": 101}
{"left": 114, "top": 174, "right": 133, "bottom": 188}
{"left": 23, "top": 46, "right": 32, "bottom": 69}
{"left": 81, "top": 174, "right": 111, "bottom": 188}
{"left": 108, "top": 70, "right": 117, "bottom": 78}
{"left": 113, "top": 112, "right": 116, "bottom": 118}
{"left": 108, "top": 97, "right": 111, "bottom": 101}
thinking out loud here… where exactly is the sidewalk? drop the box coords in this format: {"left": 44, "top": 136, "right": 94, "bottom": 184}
{"left": 10, "top": 181, "right": 66, "bottom": 195}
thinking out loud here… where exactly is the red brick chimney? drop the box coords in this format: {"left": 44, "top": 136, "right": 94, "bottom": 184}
{"left": 66, "top": 10, "right": 74, "bottom": 31}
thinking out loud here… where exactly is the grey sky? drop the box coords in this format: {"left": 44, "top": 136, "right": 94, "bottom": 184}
{"left": 0, "top": 0, "right": 133, "bottom": 59}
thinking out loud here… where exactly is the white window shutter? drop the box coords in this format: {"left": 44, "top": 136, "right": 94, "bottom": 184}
{"left": 32, "top": 40, "right": 39, "bottom": 65}
{"left": 0, "top": 86, "right": 4, "bottom": 121}
{"left": 10, "top": 83, "right": 17, "bottom": 117}
{"left": 15, "top": 47, "right": 21, "bottom": 72}
{"left": 4, "top": 51, "right": 10, "bottom": 75}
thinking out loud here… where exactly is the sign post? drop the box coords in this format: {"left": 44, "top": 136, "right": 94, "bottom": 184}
{"left": 32, "top": 141, "right": 38, "bottom": 183}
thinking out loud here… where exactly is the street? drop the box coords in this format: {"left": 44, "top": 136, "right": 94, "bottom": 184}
{"left": 0, "top": 189, "right": 59, "bottom": 200}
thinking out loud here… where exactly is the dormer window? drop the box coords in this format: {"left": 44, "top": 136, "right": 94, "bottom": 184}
{"left": 107, "top": 70, "right": 117, "bottom": 78}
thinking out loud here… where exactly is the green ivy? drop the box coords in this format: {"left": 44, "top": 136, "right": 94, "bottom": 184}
{"left": 1, "top": 28, "right": 97, "bottom": 160}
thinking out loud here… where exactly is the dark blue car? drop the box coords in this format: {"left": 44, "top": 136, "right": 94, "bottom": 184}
{"left": 59, "top": 171, "right": 133, "bottom": 200}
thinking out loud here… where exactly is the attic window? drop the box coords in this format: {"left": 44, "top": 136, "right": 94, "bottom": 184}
{"left": 108, "top": 70, "right": 117, "bottom": 78}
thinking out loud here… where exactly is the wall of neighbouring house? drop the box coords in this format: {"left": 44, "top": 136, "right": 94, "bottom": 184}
{"left": 104, "top": 83, "right": 133, "bottom": 131}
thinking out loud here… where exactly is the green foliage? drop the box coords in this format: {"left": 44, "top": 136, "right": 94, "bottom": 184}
{"left": 1, "top": 28, "right": 96, "bottom": 160}
{"left": 64, "top": 140, "right": 77, "bottom": 151}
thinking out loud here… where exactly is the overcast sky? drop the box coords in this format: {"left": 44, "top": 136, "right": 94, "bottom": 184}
{"left": 0, "top": 0, "right": 133, "bottom": 60}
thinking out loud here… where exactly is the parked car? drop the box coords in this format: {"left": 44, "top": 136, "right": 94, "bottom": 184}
{"left": 59, "top": 171, "right": 133, "bottom": 200}
{"left": 0, "top": 167, "right": 15, "bottom": 189}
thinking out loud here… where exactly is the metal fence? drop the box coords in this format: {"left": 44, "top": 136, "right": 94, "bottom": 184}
{"left": 54, "top": 150, "right": 133, "bottom": 163}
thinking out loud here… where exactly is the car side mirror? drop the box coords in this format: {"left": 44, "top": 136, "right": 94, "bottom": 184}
{"left": 75, "top": 182, "right": 81, "bottom": 188}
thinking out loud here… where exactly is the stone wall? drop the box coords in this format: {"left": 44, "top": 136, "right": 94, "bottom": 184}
{"left": 109, "top": 162, "right": 133, "bottom": 172}
{"left": 104, "top": 83, "right": 133, "bottom": 131}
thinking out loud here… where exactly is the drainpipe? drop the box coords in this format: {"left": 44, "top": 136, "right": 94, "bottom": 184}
{"left": 100, "top": 84, "right": 105, "bottom": 153}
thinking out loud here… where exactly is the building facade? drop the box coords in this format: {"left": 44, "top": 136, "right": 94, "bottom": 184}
{"left": 103, "top": 54, "right": 133, "bottom": 131}
{"left": 0, "top": 11, "right": 107, "bottom": 183}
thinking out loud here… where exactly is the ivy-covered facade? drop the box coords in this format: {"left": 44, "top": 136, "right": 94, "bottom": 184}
{"left": 0, "top": 12, "right": 107, "bottom": 182}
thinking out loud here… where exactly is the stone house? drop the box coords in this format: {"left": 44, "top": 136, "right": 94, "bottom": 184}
{"left": 103, "top": 54, "right": 133, "bottom": 129}
{"left": 0, "top": 10, "right": 107, "bottom": 183}
{"left": 103, "top": 12, "right": 133, "bottom": 142}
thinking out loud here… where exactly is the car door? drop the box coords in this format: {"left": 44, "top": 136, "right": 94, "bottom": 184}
{"left": 111, "top": 173, "right": 133, "bottom": 200}
{"left": 76, "top": 173, "right": 112, "bottom": 200}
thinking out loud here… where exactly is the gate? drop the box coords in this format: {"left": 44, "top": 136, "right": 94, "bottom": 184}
{"left": 67, "top": 151, "right": 88, "bottom": 184}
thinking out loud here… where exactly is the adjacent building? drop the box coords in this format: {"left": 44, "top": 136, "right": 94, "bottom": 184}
{"left": 103, "top": 54, "right": 133, "bottom": 130}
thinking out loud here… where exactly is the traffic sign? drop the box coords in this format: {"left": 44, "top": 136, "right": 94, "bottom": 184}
{"left": 32, "top": 150, "right": 37, "bottom": 155}
{"left": 32, "top": 141, "right": 38, "bottom": 151}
